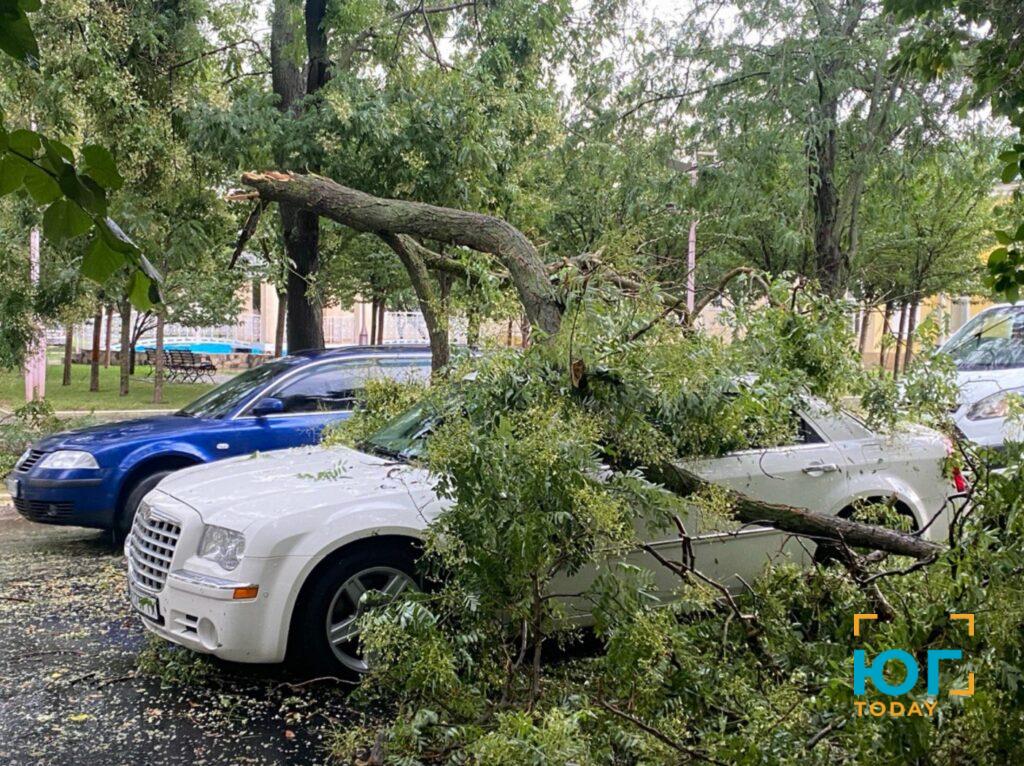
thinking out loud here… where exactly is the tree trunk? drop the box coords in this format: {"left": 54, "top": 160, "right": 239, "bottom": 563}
{"left": 811, "top": 85, "right": 844, "bottom": 295}
{"left": 281, "top": 206, "right": 324, "bottom": 352}
{"left": 370, "top": 297, "right": 379, "bottom": 346}
{"left": 119, "top": 298, "right": 131, "bottom": 396}
{"left": 878, "top": 300, "right": 894, "bottom": 371}
{"left": 62, "top": 324, "right": 73, "bottom": 386}
{"left": 902, "top": 298, "right": 919, "bottom": 371}
{"left": 381, "top": 234, "right": 450, "bottom": 372}
{"left": 467, "top": 308, "right": 481, "bottom": 349}
{"left": 241, "top": 173, "right": 563, "bottom": 335}
{"left": 153, "top": 312, "right": 165, "bottom": 404}
{"left": 893, "top": 301, "right": 910, "bottom": 378}
{"left": 274, "top": 288, "right": 287, "bottom": 356}
{"left": 270, "top": 0, "right": 328, "bottom": 355}
{"left": 103, "top": 304, "right": 113, "bottom": 367}
{"left": 377, "top": 299, "right": 386, "bottom": 345}
{"left": 90, "top": 306, "right": 102, "bottom": 392}
{"left": 857, "top": 303, "right": 871, "bottom": 356}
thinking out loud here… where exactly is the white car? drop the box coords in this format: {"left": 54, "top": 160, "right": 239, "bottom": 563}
{"left": 126, "top": 400, "right": 959, "bottom": 677}
{"left": 941, "top": 304, "right": 1024, "bottom": 449}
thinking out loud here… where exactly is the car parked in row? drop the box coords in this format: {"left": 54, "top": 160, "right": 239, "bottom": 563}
{"left": 940, "top": 304, "right": 1024, "bottom": 450}
{"left": 125, "top": 396, "right": 961, "bottom": 678}
{"left": 6, "top": 345, "right": 432, "bottom": 538}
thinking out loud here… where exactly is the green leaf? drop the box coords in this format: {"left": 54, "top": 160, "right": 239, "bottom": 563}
{"left": 0, "top": 154, "right": 26, "bottom": 196}
{"left": 995, "top": 231, "right": 1012, "bottom": 245}
{"left": 42, "top": 199, "right": 93, "bottom": 243}
{"left": 1016, "top": 222, "right": 1024, "bottom": 242}
{"left": 127, "top": 270, "right": 154, "bottom": 311}
{"left": 42, "top": 137, "right": 74, "bottom": 165}
{"left": 8, "top": 128, "right": 40, "bottom": 156}
{"left": 21, "top": 163, "right": 61, "bottom": 203}
{"left": 0, "top": 9, "right": 39, "bottom": 69}
{"left": 0, "top": 126, "right": 7, "bottom": 152}
{"left": 80, "top": 144, "right": 123, "bottom": 191}
{"left": 81, "top": 236, "right": 124, "bottom": 284}
{"left": 989, "top": 247, "right": 1009, "bottom": 266}
{"left": 1002, "top": 162, "right": 1021, "bottom": 184}
{"left": 18, "top": 0, "right": 42, "bottom": 11}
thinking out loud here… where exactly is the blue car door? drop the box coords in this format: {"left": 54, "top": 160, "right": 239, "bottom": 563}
{"left": 234, "top": 356, "right": 428, "bottom": 451}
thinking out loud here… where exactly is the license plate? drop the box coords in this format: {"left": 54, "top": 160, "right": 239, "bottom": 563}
{"left": 5, "top": 476, "right": 18, "bottom": 499}
{"left": 128, "top": 584, "right": 161, "bottom": 622}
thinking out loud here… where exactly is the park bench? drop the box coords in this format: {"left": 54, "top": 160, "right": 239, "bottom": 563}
{"left": 140, "top": 349, "right": 218, "bottom": 383}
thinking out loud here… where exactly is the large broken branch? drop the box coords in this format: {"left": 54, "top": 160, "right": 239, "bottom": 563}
{"left": 240, "top": 171, "right": 562, "bottom": 335}
{"left": 647, "top": 460, "right": 942, "bottom": 560}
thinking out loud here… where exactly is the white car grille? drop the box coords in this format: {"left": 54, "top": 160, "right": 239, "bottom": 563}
{"left": 127, "top": 505, "right": 181, "bottom": 592}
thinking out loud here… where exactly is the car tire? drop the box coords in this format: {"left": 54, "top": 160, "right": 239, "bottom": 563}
{"left": 114, "top": 470, "right": 174, "bottom": 544}
{"left": 288, "top": 542, "right": 421, "bottom": 680}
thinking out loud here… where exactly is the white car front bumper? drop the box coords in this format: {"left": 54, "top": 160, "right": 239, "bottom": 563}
{"left": 128, "top": 553, "right": 299, "bottom": 663}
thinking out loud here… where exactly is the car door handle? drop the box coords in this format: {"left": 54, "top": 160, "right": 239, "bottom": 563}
{"left": 802, "top": 462, "right": 839, "bottom": 475}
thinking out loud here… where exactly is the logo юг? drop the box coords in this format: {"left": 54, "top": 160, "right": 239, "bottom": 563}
{"left": 852, "top": 612, "right": 974, "bottom": 717}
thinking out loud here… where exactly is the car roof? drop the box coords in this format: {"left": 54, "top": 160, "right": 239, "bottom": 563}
{"left": 287, "top": 344, "right": 434, "bottom": 362}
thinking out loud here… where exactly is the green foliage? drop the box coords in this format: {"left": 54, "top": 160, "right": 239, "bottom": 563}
{"left": 335, "top": 280, "right": 981, "bottom": 763}
{"left": 136, "top": 635, "right": 213, "bottom": 687}
{"left": 322, "top": 377, "right": 427, "bottom": 449}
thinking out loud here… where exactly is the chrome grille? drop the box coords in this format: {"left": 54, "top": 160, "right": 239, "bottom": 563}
{"left": 16, "top": 449, "right": 45, "bottom": 472}
{"left": 127, "top": 505, "right": 181, "bottom": 592}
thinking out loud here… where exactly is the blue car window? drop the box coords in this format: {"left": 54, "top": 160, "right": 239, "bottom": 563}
{"left": 271, "top": 362, "right": 382, "bottom": 414}
{"left": 178, "top": 359, "right": 297, "bottom": 418}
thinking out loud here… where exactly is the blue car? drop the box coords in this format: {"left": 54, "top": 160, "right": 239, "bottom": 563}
{"left": 5, "top": 345, "right": 432, "bottom": 538}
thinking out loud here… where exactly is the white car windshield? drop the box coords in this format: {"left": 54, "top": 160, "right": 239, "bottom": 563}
{"left": 359, "top": 403, "right": 436, "bottom": 461}
{"left": 941, "top": 307, "right": 1024, "bottom": 371}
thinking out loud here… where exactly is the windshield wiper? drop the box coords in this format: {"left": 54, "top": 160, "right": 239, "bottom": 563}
{"left": 359, "top": 441, "right": 404, "bottom": 460}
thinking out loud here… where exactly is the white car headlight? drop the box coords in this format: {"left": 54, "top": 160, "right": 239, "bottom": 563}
{"left": 38, "top": 450, "right": 100, "bottom": 470}
{"left": 198, "top": 525, "right": 246, "bottom": 571}
{"left": 966, "top": 388, "right": 1024, "bottom": 421}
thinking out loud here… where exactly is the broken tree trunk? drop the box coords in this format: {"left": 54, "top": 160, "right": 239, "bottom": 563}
{"left": 646, "top": 460, "right": 941, "bottom": 560}
{"left": 240, "top": 172, "right": 562, "bottom": 337}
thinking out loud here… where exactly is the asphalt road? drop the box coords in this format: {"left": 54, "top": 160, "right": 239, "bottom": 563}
{"left": 0, "top": 503, "right": 358, "bottom": 766}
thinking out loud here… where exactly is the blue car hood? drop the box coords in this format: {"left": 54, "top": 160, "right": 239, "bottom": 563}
{"left": 36, "top": 415, "right": 219, "bottom": 451}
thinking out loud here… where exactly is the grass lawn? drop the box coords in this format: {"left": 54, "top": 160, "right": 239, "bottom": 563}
{"left": 0, "top": 363, "right": 216, "bottom": 412}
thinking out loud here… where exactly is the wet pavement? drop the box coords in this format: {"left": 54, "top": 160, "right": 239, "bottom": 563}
{"left": 0, "top": 504, "right": 358, "bottom": 765}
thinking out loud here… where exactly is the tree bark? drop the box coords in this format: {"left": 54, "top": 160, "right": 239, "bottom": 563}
{"left": 370, "top": 296, "right": 379, "bottom": 346}
{"left": 377, "top": 299, "right": 386, "bottom": 344}
{"left": 902, "top": 298, "right": 919, "bottom": 371}
{"left": 467, "top": 308, "right": 481, "bottom": 349}
{"left": 381, "top": 234, "right": 450, "bottom": 372}
{"left": 271, "top": 0, "right": 326, "bottom": 353}
{"left": 879, "top": 300, "right": 894, "bottom": 371}
{"left": 894, "top": 301, "right": 910, "bottom": 378}
{"left": 118, "top": 298, "right": 131, "bottom": 396}
{"left": 645, "top": 460, "right": 941, "bottom": 560}
{"left": 90, "top": 306, "right": 102, "bottom": 392}
{"left": 274, "top": 287, "right": 287, "bottom": 356}
{"left": 153, "top": 312, "right": 165, "bottom": 405}
{"left": 281, "top": 206, "right": 325, "bottom": 352}
{"left": 857, "top": 302, "right": 872, "bottom": 356}
{"left": 103, "top": 304, "right": 113, "bottom": 367}
{"left": 62, "top": 324, "right": 73, "bottom": 386}
{"left": 240, "top": 172, "right": 563, "bottom": 336}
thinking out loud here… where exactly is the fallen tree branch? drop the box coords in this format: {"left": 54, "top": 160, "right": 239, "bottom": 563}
{"left": 644, "top": 460, "right": 943, "bottom": 560}
{"left": 239, "top": 171, "right": 561, "bottom": 334}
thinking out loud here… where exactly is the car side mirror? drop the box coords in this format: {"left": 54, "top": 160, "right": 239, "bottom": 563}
{"left": 251, "top": 397, "right": 285, "bottom": 417}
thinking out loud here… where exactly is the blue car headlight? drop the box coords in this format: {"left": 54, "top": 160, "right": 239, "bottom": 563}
{"left": 198, "top": 525, "right": 246, "bottom": 571}
{"left": 38, "top": 450, "right": 100, "bottom": 470}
